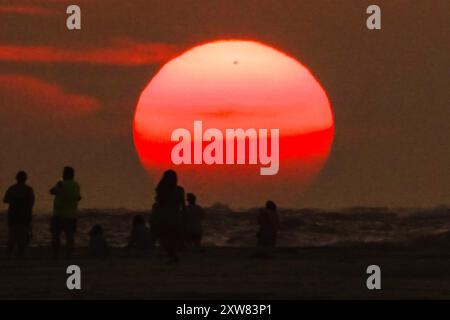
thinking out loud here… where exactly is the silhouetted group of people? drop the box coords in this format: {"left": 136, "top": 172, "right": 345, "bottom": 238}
{"left": 3, "top": 166, "right": 81, "bottom": 259}
{"left": 3, "top": 168, "right": 279, "bottom": 263}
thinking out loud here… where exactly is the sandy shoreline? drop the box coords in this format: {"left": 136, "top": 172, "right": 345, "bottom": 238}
{"left": 1, "top": 245, "right": 450, "bottom": 299}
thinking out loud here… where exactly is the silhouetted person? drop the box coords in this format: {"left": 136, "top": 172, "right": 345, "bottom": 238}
{"left": 257, "top": 201, "right": 279, "bottom": 247}
{"left": 154, "top": 170, "right": 185, "bottom": 264}
{"left": 3, "top": 171, "right": 35, "bottom": 258}
{"left": 184, "top": 193, "right": 205, "bottom": 248}
{"left": 127, "top": 214, "right": 151, "bottom": 254}
{"left": 88, "top": 224, "right": 109, "bottom": 258}
{"left": 50, "top": 166, "right": 81, "bottom": 259}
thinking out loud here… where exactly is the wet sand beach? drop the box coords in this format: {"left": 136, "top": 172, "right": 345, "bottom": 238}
{"left": 1, "top": 245, "right": 450, "bottom": 299}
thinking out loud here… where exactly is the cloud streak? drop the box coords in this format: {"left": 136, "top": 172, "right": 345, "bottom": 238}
{"left": 0, "top": 40, "right": 180, "bottom": 66}
{"left": 0, "top": 74, "right": 100, "bottom": 117}
{"left": 0, "top": 5, "right": 61, "bottom": 16}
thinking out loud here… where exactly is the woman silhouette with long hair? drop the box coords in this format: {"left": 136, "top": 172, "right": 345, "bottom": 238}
{"left": 154, "top": 169, "right": 185, "bottom": 264}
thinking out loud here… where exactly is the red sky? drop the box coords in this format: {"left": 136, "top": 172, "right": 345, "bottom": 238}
{"left": 0, "top": 0, "right": 448, "bottom": 210}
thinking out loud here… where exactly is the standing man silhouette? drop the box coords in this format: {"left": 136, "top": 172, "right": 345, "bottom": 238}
{"left": 50, "top": 166, "right": 81, "bottom": 259}
{"left": 184, "top": 193, "right": 205, "bottom": 248}
{"left": 257, "top": 200, "right": 279, "bottom": 247}
{"left": 3, "top": 171, "right": 35, "bottom": 258}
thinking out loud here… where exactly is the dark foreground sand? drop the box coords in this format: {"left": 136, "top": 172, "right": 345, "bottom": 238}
{"left": 1, "top": 245, "right": 450, "bottom": 299}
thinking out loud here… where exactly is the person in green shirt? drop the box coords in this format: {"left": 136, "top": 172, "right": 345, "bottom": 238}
{"left": 49, "top": 166, "right": 81, "bottom": 259}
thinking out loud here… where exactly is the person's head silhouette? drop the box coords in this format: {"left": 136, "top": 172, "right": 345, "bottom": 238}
{"left": 89, "top": 224, "right": 104, "bottom": 237}
{"left": 16, "top": 171, "right": 28, "bottom": 184}
{"left": 155, "top": 169, "right": 179, "bottom": 202}
{"left": 187, "top": 193, "right": 196, "bottom": 205}
{"left": 161, "top": 169, "right": 177, "bottom": 187}
{"left": 265, "top": 200, "right": 277, "bottom": 212}
{"left": 63, "top": 166, "right": 75, "bottom": 181}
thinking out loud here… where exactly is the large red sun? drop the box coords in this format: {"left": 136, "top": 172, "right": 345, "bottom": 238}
{"left": 133, "top": 40, "right": 334, "bottom": 208}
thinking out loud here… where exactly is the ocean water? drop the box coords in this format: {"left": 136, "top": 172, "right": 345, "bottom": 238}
{"left": 1, "top": 206, "right": 449, "bottom": 247}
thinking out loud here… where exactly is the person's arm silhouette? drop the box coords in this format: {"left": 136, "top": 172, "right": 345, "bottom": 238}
{"left": 50, "top": 181, "right": 62, "bottom": 195}
{"left": 3, "top": 187, "right": 11, "bottom": 204}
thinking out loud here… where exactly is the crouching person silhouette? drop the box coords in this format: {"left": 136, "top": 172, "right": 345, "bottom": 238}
{"left": 49, "top": 166, "right": 81, "bottom": 259}
{"left": 88, "top": 224, "right": 109, "bottom": 258}
{"left": 126, "top": 215, "right": 152, "bottom": 256}
{"left": 3, "top": 171, "right": 35, "bottom": 259}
